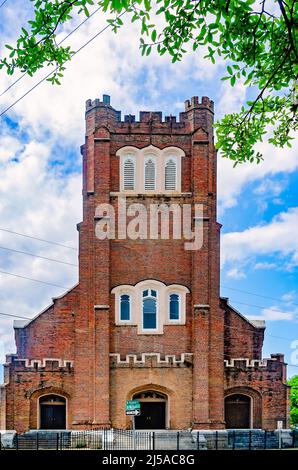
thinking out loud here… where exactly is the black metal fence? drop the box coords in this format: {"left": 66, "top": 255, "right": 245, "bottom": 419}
{"left": 1, "top": 429, "right": 298, "bottom": 451}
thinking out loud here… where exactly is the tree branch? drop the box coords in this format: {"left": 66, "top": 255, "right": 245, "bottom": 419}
{"left": 277, "top": 0, "right": 298, "bottom": 60}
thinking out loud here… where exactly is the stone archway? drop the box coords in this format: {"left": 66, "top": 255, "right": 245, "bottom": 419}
{"left": 224, "top": 387, "right": 262, "bottom": 429}
{"left": 39, "top": 394, "right": 66, "bottom": 430}
{"left": 29, "top": 387, "right": 70, "bottom": 430}
{"left": 133, "top": 390, "right": 167, "bottom": 429}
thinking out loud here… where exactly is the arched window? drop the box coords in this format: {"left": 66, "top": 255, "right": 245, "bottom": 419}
{"left": 120, "top": 294, "right": 131, "bottom": 321}
{"left": 144, "top": 157, "right": 156, "bottom": 191}
{"left": 142, "top": 289, "right": 157, "bottom": 329}
{"left": 169, "top": 293, "right": 180, "bottom": 320}
{"left": 123, "top": 157, "right": 135, "bottom": 190}
{"left": 165, "top": 157, "right": 177, "bottom": 190}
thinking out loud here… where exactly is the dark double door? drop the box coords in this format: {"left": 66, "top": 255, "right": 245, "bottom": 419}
{"left": 135, "top": 402, "right": 166, "bottom": 429}
{"left": 40, "top": 405, "right": 66, "bottom": 429}
{"left": 225, "top": 394, "right": 251, "bottom": 429}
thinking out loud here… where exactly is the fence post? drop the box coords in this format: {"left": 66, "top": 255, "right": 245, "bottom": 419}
{"left": 232, "top": 430, "right": 236, "bottom": 450}
{"left": 264, "top": 430, "right": 267, "bottom": 449}
{"left": 249, "top": 430, "right": 252, "bottom": 450}
{"left": 152, "top": 432, "right": 155, "bottom": 451}
{"left": 56, "top": 432, "right": 59, "bottom": 451}
{"left": 215, "top": 431, "right": 218, "bottom": 450}
{"left": 16, "top": 434, "right": 18, "bottom": 451}
{"left": 36, "top": 432, "right": 39, "bottom": 451}
{"left": 293, "top": 429, "right": 296, "bottom": 448}
{"left": 177, "top": 431, "right": 180, "bottom": 450}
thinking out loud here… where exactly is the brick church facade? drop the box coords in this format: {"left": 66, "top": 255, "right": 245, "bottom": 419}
{"left": 0, "top": 95, "right": 289, "bottom": 432}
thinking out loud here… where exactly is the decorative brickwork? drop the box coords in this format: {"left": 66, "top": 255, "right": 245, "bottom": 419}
{"left": 0, "top": 95, "right": 289, "bottom": 432}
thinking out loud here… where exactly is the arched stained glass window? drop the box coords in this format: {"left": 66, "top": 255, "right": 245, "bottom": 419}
{"left": 169, "top": 293, "right": 180, "bottom": 320}
{"left": 143, "top": 289, "right": 157, "bottom": 329}
{"left": 120, "top": 294, "right": 131, "bottom": 321}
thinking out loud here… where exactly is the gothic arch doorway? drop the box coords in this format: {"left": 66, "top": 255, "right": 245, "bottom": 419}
{"left": 225, "top": 394, "right": 252, "bottom": 429}
{"left": 133, "top": 391, "right": 167, "bottom": 429}
{"left": 39, "top": 394, "right": 66, "bottom": 429}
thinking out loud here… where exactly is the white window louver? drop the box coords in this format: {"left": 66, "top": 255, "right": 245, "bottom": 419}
{"left": 145, "top": 158, "right": 156, "bottom": 191}
{"left": 165, "top": 158, "right": 177, "bottom": 190}
{"left": 123, "top": 158, "right": 135, "bottom": 190}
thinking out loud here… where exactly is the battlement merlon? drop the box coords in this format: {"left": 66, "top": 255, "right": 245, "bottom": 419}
{"left": 85, "top": 94, "right": 215, "bottom": 137}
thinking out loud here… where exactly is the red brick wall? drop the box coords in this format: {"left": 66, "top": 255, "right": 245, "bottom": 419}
{"left": 224, "top": 356, "right": 290, "bottom": 430}
{"left": 3, "top": 96, "right": 289, "bottom": 432}
{"left": 14, "top": 285, "right": 79, "bottom": 361}
{"left": 222, "top": 299, "right": 265, "bottom": 360}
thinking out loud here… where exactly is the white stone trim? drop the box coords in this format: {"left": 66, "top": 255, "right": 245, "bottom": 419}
{"left": 110, "top": 352, "right": 193, "bottom": 365}
{"left": 224, "top": 358, "right": 275, "bottom": 368}
{"left": 116, "top": 145, "right": 185, "bottom": 194}
{"left": 112, "top": 280, "right": 190, "bottom": 334}
{"left": 15, "top": 358, "right": 73, "bottom": 368}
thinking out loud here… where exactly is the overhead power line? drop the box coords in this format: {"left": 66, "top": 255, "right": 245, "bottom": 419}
{"left": 2, "top": 309, "right": 298, "bottom": 369}
{"left": 0, "top": 6, "right": 101, "bottom": 97}
{"left": 1, "top": 228, "right": 297, "bottom": 309}
{"left": 0, "top": 269, "right": 69, "bottom": 289}
{"left": 0, "top": 311, "right": 31, "bottom": 320}
{"left": 0, "top": 245, "right": 78, "bottom": 267}
{"left": 229, "top": 299, "right": 297, "bottom": 317}
{"left": 0, "top": 10, "right": 127, "bottom": 118}
{"left": 0, "top": 227, "right": 77, "bottom": 250}
{"left": 221, "top": 285, "right": 298, "bottom": 308}
{"left": 0, "top": 0, "right": 8, "bottom": 9}
{"left": 0, "top": 262, "right": 295, "bottom": 318}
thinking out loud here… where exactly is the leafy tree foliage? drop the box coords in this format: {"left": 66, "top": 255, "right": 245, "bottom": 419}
{"left": 288, "top": 375, "right": 298, "bottom": 426}
{"left": 1, "top": 0, "right": 297, "bottom": 164}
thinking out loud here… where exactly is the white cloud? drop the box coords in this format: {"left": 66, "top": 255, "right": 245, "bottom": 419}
{"left": 0, "top": 134, "right": 81, "bottom": 363}
{"left": 247, "top": 306, "right": 296, "bottom": 322}
{"left": 218, "top": 137, "right": 298, "bottom": 214}
{"left": 281, "top": 291, "right": 297, "bottom": 303}
{"left": 254, "top": 262, "right": 278, "bottom": 270}
{"left": 221, "top": 207, "right": 298, "bottom": 269}
{"left": 226, "top": 267, "right": 246, "bottom": 280}
{"left": 253, "top": 178, "right": 286, "bottom": 197}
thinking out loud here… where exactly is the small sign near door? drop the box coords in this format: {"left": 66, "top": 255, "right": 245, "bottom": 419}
{"left": 126, "top": 400, "right": 141, "bottom": 412}
{"left": 126, "top": 400, "right": 141, "bottom": 416}
{"left": 126, "top": 409, "right": 141, "bottom": 416}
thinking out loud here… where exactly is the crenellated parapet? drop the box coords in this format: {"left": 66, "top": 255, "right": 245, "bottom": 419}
{"left": 224, "top": 354, "right": 285, "bottom": 371}
{"left": 5, "top": 355, "right": 73, "bottom": 370}
{"left": 84, "top": 94, "right": 214, "bottom": 136}
{"left": 110, "top": 352, "right": 193, "bottom": 368}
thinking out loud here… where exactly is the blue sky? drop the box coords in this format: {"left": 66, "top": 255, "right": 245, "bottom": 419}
{"left": 0, "top": 1, "right": 298, "bottom": 381}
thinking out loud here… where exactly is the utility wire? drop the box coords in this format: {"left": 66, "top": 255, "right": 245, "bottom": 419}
{"left": 0, "top": 10, "right": 127, "bottom": 118}
{"left": 229, "top": 299, "right": 297, "bottom": 317}
{"left": 1, "top": 309, "right": 298, "bottom": 369}
{"left": 0, "top": 263, "right": 293, "bottom": 318}
{"left": 0, "top": 307, "right": 295, "bottom": 343}
{"left": 0, "top": 311, "right": 31, "bottom": 320}
{"left": 1, "top": 228, "right": 297, "bottom": 309}
{"left": 0, "top": 227, "right": 77, "bottom": 250}
{"left": 0, "top": 245, "right": 78, "bottom": 267}
{"left": 0, "top": 269, "right": 69, "bottom": 289}
{"left": 221, "top": 285, "right": 298, "bottom": 308}
{"left": 0, "top": 0, "right": 8, "bottom": 9}
{"left": 0, "top": 6, "right": 101, "bottom": 97}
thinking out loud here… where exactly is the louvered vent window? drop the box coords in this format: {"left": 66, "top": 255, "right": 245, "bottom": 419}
{"left": 165, "top": 158, "right": 177, "bottom": 190}
{"left": 123, "top": 158, "right": 135, "bottom": 190}
{"left": 144, "top": 158, "right": 156, "bottom": 191}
